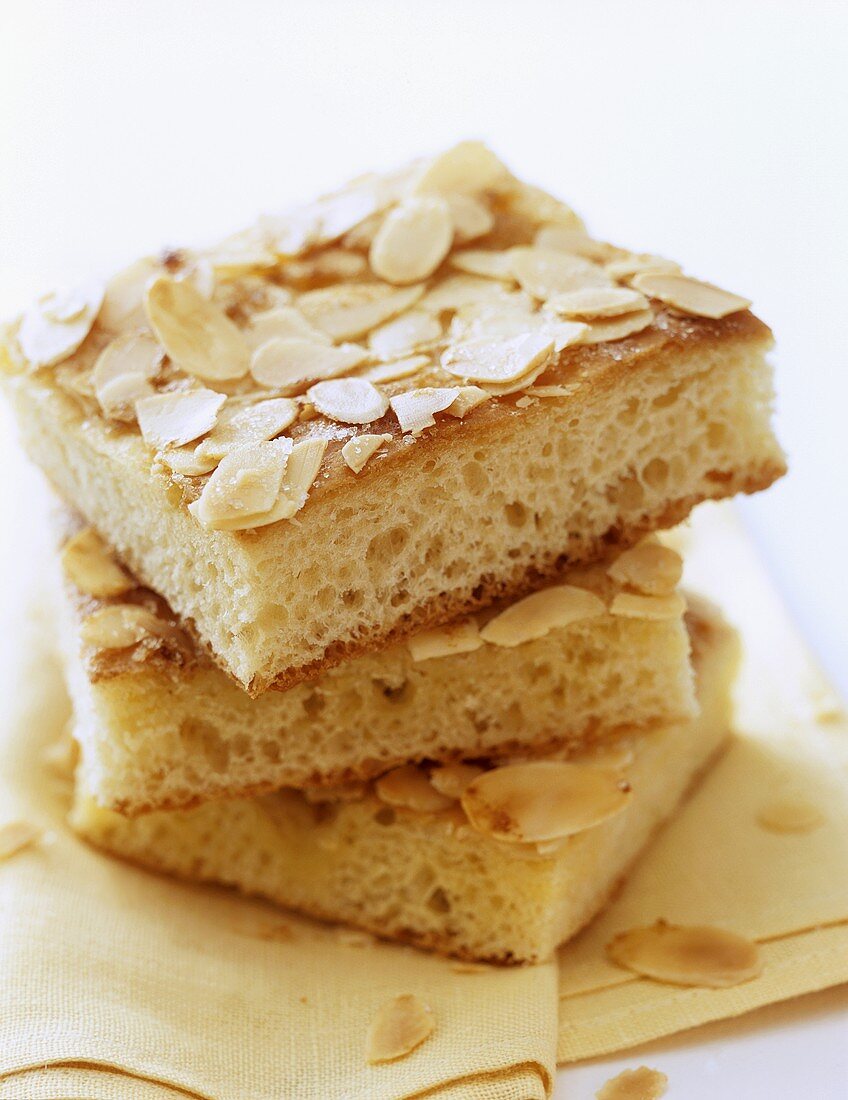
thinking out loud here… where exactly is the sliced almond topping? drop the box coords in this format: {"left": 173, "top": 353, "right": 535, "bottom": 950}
{"left": 246, "top": 307, "right": 333, "bottom": 349}
{"left": 361, "top": 355, "right": 431, "bottom": 384}
{"left": 596, "top": 1066, "right": 668, "bottom": 1100}
{"left": 365, "top": 993, "right": 435, "bottom": 1064}
{"left": 61, "top": 527, "right": 134, "bottom": 598}
{"left": 341, "top": 433, "right": 392, "bottom": 474}
{"left": 250, "top": 338, "right": 367, "bottom": 393}
{"left": 298, "top": 282, "right": 425, "bottom": 341}
{"left": 533, "top": 225, "right": 618, "bottom": 263}
{"left": 446, "top": 194, "right": 494, "bottom": 242}
{"left": 579, "top": 309, "right": 654, "bottom": 345}
{"left": 420, "top": 274, "right": 518, "bottom": 314}
{"left": 370, "top": 196, "right": 453, "bottom": 285}
{"left": 756, "top": 797, "right": 826, "bottom": 834}
{"left": 17, "top": 283, "right": 103, "bottom": 369}
{"left": 480, "top": 585, "right": 606, "bottom": 647}
{"left": 607, "top": 543, "right": 683, "bottom": 596}
{"left": 307, "top": 378, "right": 389, "bottom": 425}
{"left": 144, "top": 275, "right": 250, "bottom": 381}
{"left": 97, "top": 372, "right": 156, "bottom": 422}
{"left": 412, "top": 140, "right": 508, "bottom": 195}
{"left": 606, "top": 254, "right": 682, "bottom": 282}
{"left": 441, "top": 332, "right": 554, "bottom": 385}
{"left": 525, "top": 384, "right": 580, "bottom": 399}
{"left": 80, "top": 605, "right": 175, "bottom": 650}
{"left": 510, "top": 247, "right": 611, "bottom": 299}
{"left": 547, "top": 286, "right": 648, "bottom": 320}
{"left": 0, "top": 821, "right": 42, "bottom": 861}
{"left": 430, "top": 763, "right": 485, "bottom": 800}
{"left": 92, "top": 332, "right": 163, "bottom": 420}
{"left": 389, "top": 387, "right": 460, "bottom": 435}
{"left": 450, "top": 249, "right": 516, "bottom": 281}
{"left": 190, "top": 439, "right": 292, "bottom": 529}
{"left": 136, "top": 388, "right": 226, "bottom": 450}
{"left": 610, "top": 592, "right": 686, "bottom": 621}
{"left": 445, "top": 386, "right": 490, "bottom": 418}
{"left": 100, "top": 257, "right": 161, "bottom": 330}
{"left": 194, "top": 397, "right": 299, "bottom": 464}
{"left": 206, "top": 239, "right": 277, "bottom": 278}
{"left": 631, "top": 273, "right": 751, "bottom": 319}
{"left": 461, "top": 760, "right": 631, "bottom": 843}
{"left": 568, "top": 740, "right": 636, "bottom": 772}
{"left": 606, "top": 921, "right": 762, "bottom": 988}
{"left": 368, "top": 310, "right": 442, "bottom": 361}
{"left": 375, "top": 765, "right": 456, "bottom": 814}
{"left": 235, "top": 437, "right": 327, "bottom": 527}
{"left": 503, "top": 182, "right": 584, "bottom": 229}
{"left": 407, "top": 619, "right": 483, "bottom": 661}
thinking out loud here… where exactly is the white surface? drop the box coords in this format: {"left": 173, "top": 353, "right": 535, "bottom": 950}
{"left": 0, "top": 2, "right": 845, "bottom": 1096}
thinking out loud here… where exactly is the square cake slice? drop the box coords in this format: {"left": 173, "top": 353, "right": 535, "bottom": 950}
{"left": 3, "top": 142, "right": 784, "bottom": 692}
{"left": 58, "top": 517, "right": 695, "bottom": 815}
{"left": 71, "top": 601, "right": 737, "bottom": 963}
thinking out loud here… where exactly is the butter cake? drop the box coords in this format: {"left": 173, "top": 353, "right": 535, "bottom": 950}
{"left": 2, "top": 142, "right": 784, "bottom": 692}
{"left": 70, "top": 602, "right": 738, "bottom": 963}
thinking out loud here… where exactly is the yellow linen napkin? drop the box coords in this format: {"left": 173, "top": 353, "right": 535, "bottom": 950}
{"left": 557, "top": 503, "right": 848, "bottom": 1061}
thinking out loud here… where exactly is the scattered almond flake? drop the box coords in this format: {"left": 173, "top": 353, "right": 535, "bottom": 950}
{"left": 298, "top": 282, "right": 425, "bottom": 341}
{"left": 158, "top": 446, "right": 219, "bottom": 478}
{"left": 419, "top": 274, "right": 518, "bottom": 314}
{"left": 390, "top": 387, "right": 460, "bottom": 434}
{"left": 312, "top": 183, "right": 387, "bottom": 246}
{"left": 144, "top": 275, "right": 250, "bottom": 381}
{"left": 607, "top": 543, "right": 683, "bottom": 596}
{"left": 606, "top": 921, "right": 762, "bottom": 988}
{"left": 61, "top": 527, "right": 134, "bottom": 598}
{"left": 205, "top": 240, "right": 277, "bottom": 278}
{"left": 430, "top": 763, "right": 485, "bottom": 800}
{"left": 16, "top": 283, "right": 103, "bottom": 369}
{"left": 190, "top": 439, "right": 291, "bottom": 529}
{"left": 407, "top": 618, "right": 483, "bottom": 661}
{"left": 368, "top": 310, "right": 442, "bottom": 361}
{"left": 100, "top": 257, "right": 161, "bottom": 330}
{"left": 632, "top": 272, "right": 751, "bottom": 319}
{"left": 370, "top": 196, "right": 453, "bottom": 285}
{"left": 579, "top": 309, "right": 654, "bottom": 345}
{"left": 179, "top": 256, "right": 216, "bottom": 300}
{"left": 246, "top": 307, "right": 333, "bottom": 349}
{"left": 461, "top": 760, "right": 631, "bottom": 843}
{"left": 610, "top": 591, "right": 686, "bottom": 621}
{"left": 92, "top": 332, "right": 163, "bottom": 421}
{"left": 596, "top": 1066, "right": 668, "bottom": 1100}
{"left": 0, "top": 821, "right": 42, "bottom": 860}
{"left": 524, "top": 384, "right": 580, "bottom": 399}
{"left": 515, "top": 395, "right": 535, "bottom": 408}
{"left": 502, "top": 182, "right": 584, "bottom": 229}
{"left": 756, "top": 797, "right": 826, "bottom": 834}
{"left": 361, "top": 355, "right": 430, "bottom": 385}
{"left": 533, "top": 225, "right": 618, "bottom": 262}
{"left": 341, "top": 211, "right": 384, "bottom": 251}
{"left": 136, "top": 388, "right": 226, "bottom": 450}
{"left": 412, "top": 140, "right": 508, "bottom": 195}
{"left": 250, "top": 338, "right": 367, "bottom": 393}
{"left": 307, "top": 378, "right": 388, "bottom": 425}
{"left": 547, "top": 286, "right": 648, "bottom": 320}
{"left": 448, "top": 296, "right": 538, "bottom": 343}
{"left": 219, "top": 437, "right": 327, "bottom": 527}
{"left": 365, "top": 993, "right": 435, "bottom": 1064}
{"left": 446, "top": 194, "right": 494, "bottom": 242}
{"left": 445, "top": 386, "right": 490, "bottom": 418}
{"left": 450, "top": 961, "right": 491, "bottom": 974}
{"left": 80, "top": 605, "right": 176, "bottom": 650}
{"left": 606, "top": 254, "right": 682, "bottom": 282}
{"left": 480, "top": 585, "right": 606, "bottom": 646}
{"left": 568, "top": 740, "right": 636, "bottom": 772}
{"left": 194, "top": 397, "right": 299, "bottom": 465}
{"left": 336, "top": 928, "right": 375, "bottom": 948}
{"left": 375, "top": 765, "right": 456, "bottom": 813}
{"left": 441, "top": 331, "right": 554, "bottom": 386}
{"left": 510, "top": 246, "right": 612, "bottom": 299}
{"left": 539, "top": 319, "right": 591, "bottom": 353}
{"left": 450, "top": 249, "right": 516, "bottom": 281}
{"left": 97, "top": 372, "right": 156, "bottom": 422}
{"left": 341, "top": 433, "right": 392, "bottom": 474}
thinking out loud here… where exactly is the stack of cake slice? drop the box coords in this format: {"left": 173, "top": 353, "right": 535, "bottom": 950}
{"left": 1, "top": 142, "right": 784, "bottom": 963}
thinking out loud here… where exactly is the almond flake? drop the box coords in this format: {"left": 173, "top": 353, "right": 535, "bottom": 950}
{"left": 450, "top": 249, "right": 516, "bottom": 281}
{"left": 525, "top": 384, "right": 580, "bottom": 398}
{"left": 193, "top": 397, "right": 299, "bottom": 465}
{"left": 568, "top": 740, "right": 635, "bottom": 772}
{"left": 136, "top": 388, "right": 226, "bottom": 450}
{"left": 610, "top": 591, "right": 686, "bottom": 621}
{"left": 361, "top": 355, "right": 430, "bottom": 384}
{"left": 341, "top": 433, "right": 392, "bottom": 474}
{"left": 250, "top": 338, "right": 367, "bottom": 393}
{"left": 579, "top": 309, "right": 654, "bottom": 345}
{"left": 144, "top": 275, "right": 250, "bottom": 381}
{"left": 510, "top": 247, "right": 611, "bottom": 299}
{"left": 375, "top": 765, "right": 456, "bottom": 813}
{"left": 365, "top": 994, "right": 435, "bottom": 1064}
{"left": 446, "top": 194, "right": 494, "bottom": 241}
{"left": 480, "top": 585, "right": 606, "bottom": 646}
{"left": 547, "top": 286, "right": 648, "bottom": 320}
{"left": 606, "top": 921, "right": 762, "bottom": 988}
{"left": 368, "top": 310, "right": 442, "bottom": 360}
{"left": 92, "top": 332, "right": 163, "bottom": 420}
{"left": 420, "top": 274, "right": 519, "bottom": 314}
{"left": 412, "top": 140, "right": 508, "bottom": 195}
{"left": 246, "top": 307, "right": 333, "bottom": 349}
{"left": 307, "top": 378, "right": 388, "bottom": 425}
{"left": 390, "top": 387, "right": 460, "bottom": 434}
{"left": 461, "top": 760, "right": 631, "bottom": 843}
{"left": 441, "top": 332, "right": 554, "bottom": 385}
{"left": 206, "top": 239, "right": 277, "bottom": 278}
{"left": 0, "top": 821, "right": 42, "bottom": 861}
{"left": 370, "top": 196, "right": 453, "bottom": 284}
{"left": 61, "top": 527, "right": 134, "bottom": 598}
{"left": 606, "top": 254, "right": 682, "bottom": 282}
{"left": 97, "top": 372, "right": 156, "bottom": 422}
{"left": 533, "top": 225, "right": 618, "bottom": 262}
{"left": 632, "top": 273, "right": 751, "bottom": 319}
{"left": 17, "top": 283, "right": 103, "bottom": 369}
{"left": 243, "top": 437, "right": 328, "bottom": 526}
{"left": 80, "top": 605, "right": 175, "bottom": 650}
{"left": 190, "top": 439, "right": 291, "bottom": 529}
{"left": 502, "top": 182, "right": 584, "bottom": 229}
{"left": 607, "top": 543, "right": 683, "bottom": 596}
{"left": 408, "top": 619, "right": 483, "bottom": 661}
{"left": 430, "top": 763, "right": 485, "bottom": 799}
{"left": 298, "top": 283, "right": 425, "bottom": 341}
{"left": 596, "top": 1066, "right": 668, "bottom": 1100}
{"left": 445, "top": 386, "right": 490, "bottom": 418}
{"left": 100, "top": 257, "right": 161, "bottom": 330}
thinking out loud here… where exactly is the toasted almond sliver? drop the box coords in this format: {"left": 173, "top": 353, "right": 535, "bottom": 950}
{"left": 97, "top": 372, "right": 156, "bottom": 422}
{"left": 341, "top": 433, "right": 392, "bottom": 474}
{"left": 17, "top": 283, "right": 103, "bottom": 369}
{"left": 503, "top": 182, "right": 584, "bottom": 229}
{"left": 429, "top": 763, "right": 485, "bottom": 800}
{"left": 533, "top": 225, "right": 618, "bottom": 263}
{"left": 361, "top": 355, "right": 431, "bottom": 385}
{"left": 480, "top": 585, "right": 606, "bottom": 646}
{"left": 135, "top": 388, "right": 226, "bottom": 450}
{"left": 390, "top": 387, "right": 460, "bottom": 435}
{"left": 368, "top": 310, "right": 442, "bottom": 361}
{"left": 80, "top": 605, "right": 175, "bottom": 650}
{"left": 461, "top": 760, "right": 631, "bottom": 843}
{"left": 298, "top": 283, "right": 425, "bottom": 342}
{"left": 605, "top": 254, "right": 682, "bottom": 282}
{"left": 408, "top": 619, "right": 483, "bottom": 661}
{"left": 61, "top": 527, "right": 134, "bottom": 598}
{"left": 607, "top": 543, "right": 683, "bottom": 596}
{"left": 0, "top": 821, "right": 42, "bottom": 861}
{"left": 446, "top": 386, "right": 490, "bottom": 418}
{"left": 547, "top": 286, "right": 648, "bottom": 320}
{"left": 144, "top": 275, "right": 250, "bottom": 382}
{"left": 579, "top": 309, "right": 654, "bottom": 345}
{"left": 370, "top": 196, "right": 453, "bottom": 285}
{"left": 510, "top": 246, "right": 611, "bottom": 299}
{"left": 610, "top": 591, "right": 686, "bottom": 621}
{"left": 100, "top": 257, "right": 162, "bottom": 330}
{"left": 250, "top": 338, "right": 367, "bottom": 393}
{"left": 375, "top": 765, "right": 456, "bottom": 814}
{"left": 596, "top": 1066, "right": 669, "bottom": 1100}
{"left": 450, "top": 249, "right": 516, "bottom": 281}
{"left": 446, "top": 194, "right": 494, "bottom": 242}
{"left": 246, "top": 307, "right": 333, "bottom": 349}
{"left": 239, "top": 437, "right": 327, "bottom": 527}
{"left": 631, "top": 272, "right": 751, "bottom": 319}
{"left": 441, "top": 332, "right": 554, "bottom": 386}
{"left": 365, "top": 993, "right": 436, "bottom": 1064}
{"left": 191, "top": 439, "right": 292, "bottom": 528}
{"left": 92, "top": 331, "right": 163, "bottom": 419}
{"left": 194, "top": 397, "right": 299, "bottom": 464}
{"left": 412, "top": 140, "right": 508, "bottom": 196}
{"left": 307, "top": 378, "right": 388, "bottom": 425}
{"left": 606, "top": 921, "right": 763, "bottom": 988}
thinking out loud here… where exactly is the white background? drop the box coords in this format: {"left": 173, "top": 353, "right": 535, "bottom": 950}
{"left": 1, "top": 2, "right": 846, "bottom": 1096}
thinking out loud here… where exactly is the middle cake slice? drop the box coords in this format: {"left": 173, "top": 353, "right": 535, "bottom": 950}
{"left": 58, "top": 517, "right": 695, "bottom": 816}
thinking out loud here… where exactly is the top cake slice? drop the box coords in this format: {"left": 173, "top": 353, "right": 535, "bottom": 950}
{"left": 1, "top": 142, "right": 785, "bottom": 693}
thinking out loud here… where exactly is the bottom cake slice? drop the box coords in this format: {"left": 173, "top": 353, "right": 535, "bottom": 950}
{"left": 71, "top": 600, "right": 738, "bottom": 964}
